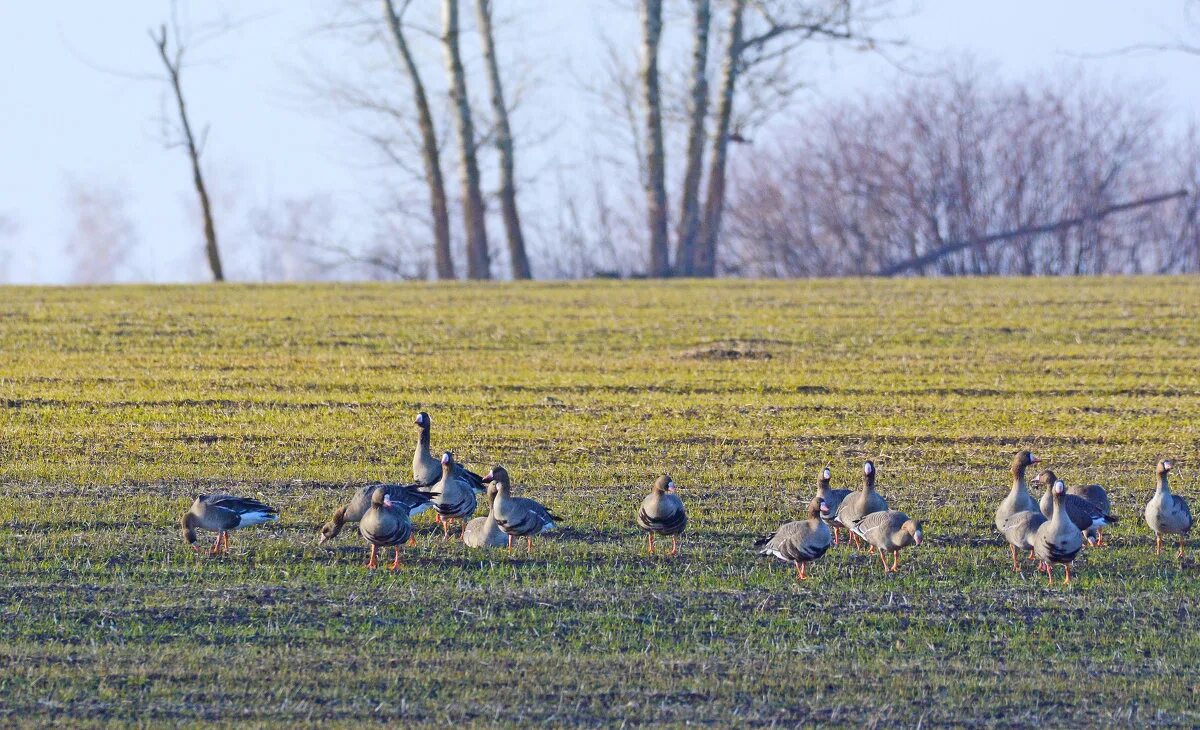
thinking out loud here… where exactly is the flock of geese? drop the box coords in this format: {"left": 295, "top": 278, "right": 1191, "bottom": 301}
{"left": 179, "top": 413, "right": 1194, "bottom": 585}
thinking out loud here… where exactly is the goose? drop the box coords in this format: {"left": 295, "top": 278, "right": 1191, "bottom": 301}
{"left": 483, "top": 465, "right": 561, "bottom": 551}
{"left": 636, "top": 474, "right": 687, "bottom": 555}
{"left": 1034, "top": 470, "right": 1117, "bottom": 546}
{"left": 755, "top": 498, "right": 833, "bottom": 581}
{"left": 813, "top": 466, "right": 852, "bottom": 546}
{"left": 462, "top": 514, "right": 509, "bottom": 548}
{"left": 999, "top": 509, "right": 1047, "bottom": 573}
{"left": 994, "top": 450, "right": 1041, "bottom": 533}
{"left": 318, "top": 483, "right": 436, "bottom": 546}
{"left": 857, "top": 510, "right": 923, "bottom": 573}
{"left": 412, "top": 411, "right": 486, "bottom": 493}
{"left": 358, "top": 487, "right": 415, "bottom": 569}
{"left": 430, "top": 451, "right": 479, "bottom": 539}
{"left": 1033, "top": 478, "right": 1084, "bottom": 585}
{"left": 1068, "top": 482, "right": 1113, "bottom": 546}
{"left": 180, "top": 494, "right": 279, "bottom": 554}
{"left": 835, "top": 461, "right": 888, "bottom": 549}
{"left": 1144, "top": 459, "right": 1193, "bottom": 557}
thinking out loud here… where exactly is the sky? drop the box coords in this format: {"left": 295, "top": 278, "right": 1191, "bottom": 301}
{"left": 0, "top": 1, "right": 1197, "bottom": 284}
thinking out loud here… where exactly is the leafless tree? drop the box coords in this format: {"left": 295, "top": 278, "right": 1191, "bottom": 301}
{"left": 673, "top": 0, "right": 712, "bottom": 276}
{"left": 639, "top": 0, "right": 671, "bottom": 277}
{"left": 62, "top": 181, "right": 139, "bottom": 284}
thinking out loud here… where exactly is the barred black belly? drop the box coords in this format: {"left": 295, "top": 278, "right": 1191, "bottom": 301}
{"left": 362, "top": 521, "right": 410, "bottom": 547}
{"left": 435, "top": 494, "right": 476, "bottom": 520}
{"left": 785, "top": 543, "right": 829, "bottom": 563}
{"left": 637, "top": 508, "right": 687, "bottom": 536}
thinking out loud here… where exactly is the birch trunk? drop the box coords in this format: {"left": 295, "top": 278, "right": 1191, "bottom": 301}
{"left": 640, "top": 0, "right": 671, "bottom": 277}
{"left": 673, "top": 0, "right": 711, "bottom": 277}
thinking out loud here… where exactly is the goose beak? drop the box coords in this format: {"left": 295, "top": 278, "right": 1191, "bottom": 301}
{"left": 667, "top": 481, "right": 676, "bottom": 493}
{"left": 482, "top": 472, "right": 494, "bottom": 483}
{"left": 914, "top": 532, "right": 923, "bottom": 546}
{"left": 317, "top": 532, "right": 328, "bottom": 545}
{"left": 1030, "top": 456, "right": 1040, "bottom": 464}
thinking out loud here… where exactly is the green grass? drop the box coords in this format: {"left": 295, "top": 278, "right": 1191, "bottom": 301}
{"left": 1, "top": 277, "right": 1199, "bottom": 726}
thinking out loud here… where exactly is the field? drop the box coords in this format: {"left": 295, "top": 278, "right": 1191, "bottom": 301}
{"left": 2, "top": 277, "right": 1199, "bottom": 727}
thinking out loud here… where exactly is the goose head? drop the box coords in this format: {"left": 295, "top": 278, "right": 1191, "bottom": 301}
{"left": 653, "top": 474, "right": 675, "bottom": 494}
{"left": 180, "top": 511, "right": 200, "bottom": 550}
{"left": 1011, "top": 450, "right": 1039, "bottom": 477}
{"left": 903, "top": 519, "right": 924, "bottom": 546}
{"left": 809, "top": 497, "right": 829, "bottom": 520}
{"left": 819, "top": 466, "right": 832, "bottom": 487}
{"left": 483, "top": 465, "right": 511, "bottom": 497}
{"left": 414, "top": 411, "right": 431, "bottom": 429}
{"left": 862, "top": 461, "right": 876, "bottom": 489}
{"left": 1158, "top": 459, "right": 1173, "bottom": 476}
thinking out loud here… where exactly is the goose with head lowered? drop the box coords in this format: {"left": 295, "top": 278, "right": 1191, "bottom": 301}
{"left": 430, "top": 452, "right": 478, "bottom": 539}
{"left": 412, "top": 411, "right": 486, "bottom": 493}
{"left": 181, "top": 494, "right": 279, "bottom": 555}
{"left": 636, "top": 474, "right": 687, "bottom": 555}
{"left": 835, "top": 461, "right": 889, "bottom": 549}
{"left": 1034, "top": 470, "right": 1117, "bottom": 546}
{"left": 358, "top": 487, "right": 416, "bottom": 570}
{"left": 318, "top": 483, "right": 436, "bottom": 546}
{"left": 813, "top": 466, "right": 852, "bottom": 546}
{"left": 1033, "top": 478, "right": 1084, "bottom": 585}
{"left": 1144, "top": 459, "right": 1193, "bottom": 558}
{"left": 857, "top": 509, "right": 923, "bottom": 574}
{"left": 755, "top": 497, "right": 833, "bottom": 581}
{"left": 483, "top": 465, "right": 561, "bottom": 551}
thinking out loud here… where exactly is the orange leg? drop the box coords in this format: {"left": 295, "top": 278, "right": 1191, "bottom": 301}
{"left": 366, "top": 544, "right": 378, "bottom": 569}
{"left": 1045, "top": 563, "right": 1053, "bottom": 585}
{"left": 1027, "top": 548, "right": 1036, "bottom": 561}
{"left": 670, "top": 536, "right": 679, "bottom": 556}
{"left": 442, "top": 517, "right": 451, "bottom": 540}
{"left": 1155, "top": 533, "right": 1162, "bottom": 555}
{"left": 221, "top": 532, "right": 230, "bottom": 553}
{"left": 507, "top": 534, "right": 514, "bottom": 551}
{"left": 891, "top": 551, "right": 900, "bottom": 572}
{"left": 408, "top": 534, "right": 417, "bottom": 547}
{"left": 795, "top": 562, "right": 808, "bottom": 581}
{"left": 879, "top": 549, "right": 890, "bottom": 573}
{"left": 849, "top": 533, "right": 862, "bottom": 550}
{"left": 647, "top": 533, "right": 655, "bottom": 554}
{"left": 526, "top": 536, "right": 533, "bottom": 553}
{"left": 389, "top": 546, "right": 402, "bottom": 570}
{"left": 1009, "top": 544, "right": 1021, "bottom": 572}
{"left": 833, "top": 528, "right": 840, "bottom": 547}
{"left": 1095, "top": 530, "right": 1106, "bottom": 547}
{"left": 1064, "top": 563, "right": 1072, "bottom": 585}
{"left": 208, "top": 533, "right": 222, "bottom": 555}
{"left": 1178, "top": 538, "right": 1186, "bottom": 559}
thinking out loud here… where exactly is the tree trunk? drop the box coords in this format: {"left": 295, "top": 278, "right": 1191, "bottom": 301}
{"left": 383, "top": 0, "right": 455, "bottom": 280}
{"left": 673, "top": 0, "right": 711, "bottom": 277}
{"left": 474, "top": 0, "right": 531, "bottom": 279}
{"left": 442, "top": 0, "right": 491, "bottom": 279}
{"left": 640, "top": 0, "right": 670, "bottom": 277}
{"left": 154, "top": 26, "right": 224, "bottom": 282}
{"left": 694, "top": 0, "right": 745, "bottom": 278}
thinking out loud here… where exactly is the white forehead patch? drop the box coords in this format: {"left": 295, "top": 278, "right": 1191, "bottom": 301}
{"left": 864, "top": 463, "right": 874, "bottom": 474}
{"left": 822, "top": 468, "right": 831, "bottom": 479}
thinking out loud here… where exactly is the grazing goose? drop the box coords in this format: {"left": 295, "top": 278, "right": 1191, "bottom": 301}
{"left": 483, "top": 465, "right": 561, "bottom": 551}
{"left": 180, "top": 494, "right": 279, "bottom": 554}
{"left": 636, "top": 474, "right": 688, "bottom": 555}
{"left": 835, "top": 461, "right": 888, "bottom": 549}
{"left": 1000, "top": 509, "right": 1047, "bottom": 573}
{"left": 412, "top": 411, "right": 486, "bottom": 493}
{"left": 318, "top": 483, "right": 436, "bottom": 545}
{"left": 814, "top": 466, "right": 852, "bottom": 546}
{"left": 994, "top": 450, "right": 1041, "bottom": 532}
{"left": 1033, "top": 478, "right": 1084, "bottom": 585}
{"left": 462, "top": 514, "right": 509, "bottom": 548}
{"left": 1035, "top": 470, "right": 1117, "bottom": 546}
{"left": 358, "top": 487, "right": 414, "bottom": 570}
{"left": 857, "top": 510, "right": 923, "bottom": 573}
{"left": 430, "top": 452, "right": 479, "bottom": 539}
{"left": 1144, "top": 459, "right": 1193, "bottom": 557}
{"left": 755, "top": 498, "right": 833, "bottom": 581}
{"left": 1067, "top": 482, "right": 1112, "bottom": 545}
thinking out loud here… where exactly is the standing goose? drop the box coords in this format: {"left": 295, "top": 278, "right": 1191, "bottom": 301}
{"left": 755, "top": 498, "right": 833, "bottom": 581}
{"left": 857, "top": 510, "right": 923, "bottom": 573}
{"left": 835, "top": 461, "right": 888, "bottom": 549}
{"left": 1035, "top": 470, "right": 1117, "bottom": 546}
{"left": 318, "top": 483, "right": 436, "bottom": 545}
{"left": 180, "top": 494, "right": 279, "bottom": 554}
{"left": 1144, "top": 459, "right": 1193, "bottom": 557}
{"left": 1033, "top": 478, "right": 1084, "bottom": 585}
{"left": 994, "top": 450, "right": 1041, "bottom": 532}
{"left": 462, "top": 514, "right": 509, "bottom": 548}
{"left": 813, "top": 466, "right": 852, "bottom": 546}
{"left": 483, "top": 465, "right": 561, "bottom": 551}
{"left": 430, "top": 452, "right": 479, "bottom": 539}
{"left": 636, "top": 474, "right": 687, "bottom": 555}
{"left": 1068, "top": 482, "right": 1112, "bottom": 545}
{"left": 358, "top": 487, "right": 415, "bottom": 570}
{"left": 412, "top": 411, "right": 486, "bottom": 493}
{"left": 999, "top": 509, "right": 1047, "bottom": 573}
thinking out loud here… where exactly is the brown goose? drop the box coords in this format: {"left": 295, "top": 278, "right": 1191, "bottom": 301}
{"left": 835, "top": 461, "right": 888, "bottom": 549}
{"left": 483, "top": 465, "right": 561, "bottom": 551}
{"left": 857, "top": 510, "right": 923, "bottom": 573}
{"left": 1035, "top": 470, "right": 1117, "bottom": 546}
{"left": 636, "top": 474, "right": 687, "bottom": 555}
{"left": 999, "top": 509, "right": 1047, "bottom": 573}
{"left": 180, "top": 494, "right": 279, "bottom": 554}
{"left": 814, "top": 466, "right": 852, "bottom": 546}
{"left": 412, "top": 411, "right": 486, "bottom": 492}
{"left": 755, "top": 498, "right": 833, "bottom": 581}
{"left": 462, "top": 514, "right": 509, "bottom": 548}
{"left": 358, "top": 487, "right": 414, "bottom": 570}
{"left": 430, "top": 452, "right": 479, "bottom": 539}
{"left": 318, "top": 483, "right": 435, "bottom": 545}
{"left": 1033, "top": 478, "right": 1084, "bottom": 585}
{"left": 1144, "top": 460, "right": 1193, "bottom": 557}
{"left": 994, "top": 450, "right": 1040, "bottom": 532}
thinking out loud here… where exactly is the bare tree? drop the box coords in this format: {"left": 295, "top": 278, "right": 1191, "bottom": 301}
{"left": 673, "top": 0, "right": 712, "bottom": 277}
{"left": 640, "top": 0, "right": 671, "bottom": 277}
{"left": 383, "top": 0, "right": 456, "bottom": 280}
{"left": 151, "top": 19, "right": 224, "bottom": 282}
{"left": 63, "top": 181, "right": 139, "bottom": 284}
{"left": 441, "top": 0, "right": 491, "bottom": 279}
{"left": 474, "top": 0, "right": 532, "bottom": 279}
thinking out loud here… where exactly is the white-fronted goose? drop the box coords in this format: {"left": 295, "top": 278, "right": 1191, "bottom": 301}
{"left": 814, "top": 466, "right": 852, "bottom": 546}
{"left": 636, "top": 474, "right": 687, "bottom": 555}
{"left": 483, "top": 465, "right": 561, "bottom": 551}
{"left": 835, "top": 461, "right": 888, "bottom": 549}
{"left": 994, "top": 450, "right": 1041, "bottom": 532}
{"left": 180, "top": 494, "right": 279, "bottom": 554}
{"left": 1144, "top": 459, "right": 1193, "bottom": 557}
{"left": 358, "top": 487, "right": 415, "bottom": 569}
{"left": 1068, "top": 482, "right": 1112, "bottom": 545}
{"left": 857, "top": 510, "right": 923, "bottom": 573}
{"left": 1033, "top": 478, "right": 1084, "bottom": 585}
{"left": 755, "top": 498, "right": 833, "bottom": 581}
{"left": 412, "top": 411, "right": 486, "bottom": 492}
{"left": 999, "top": 509, "right": 1047, "bottom": 573}
{"left": 1035, "top": 470, "right": 1117, "bottom": 546}
{"left": 431, "top": 451, "right": 479, "bottom": 539}
{"left": 318, "top": 483, "right": 436, "bottom": 545}
{"left": 462, "top": 514, "right": 509, "bottom": 548}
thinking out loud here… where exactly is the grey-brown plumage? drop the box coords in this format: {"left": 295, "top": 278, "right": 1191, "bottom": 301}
{"left": 462, "top": 514, "right": 509, "bottom": 548}
{"left": 1033, "top": 479, "right": 1083, "bottom": 585}
{"left": 637, "top": 474, "right": 687, "bottom": 555}
{"left": 412, "top": 411, "right": 486, "bottom": 492}
{"left": 1144, "top": 460, "right": 1193, "bottom": 557}
{"left": 484, "top": 465, "right": 561, "bottom": 551}
{"left": 358, "top": 487, "right": 414, "bottom": 569}
{"left": 813, "top": 466, "right": 852, "bottom": 546}
{"left": 180, "top": 494, "right": 279, "bottom": 554}
{"left": 755, "top": 498, "right": 833, "bottom": 581}
{"left": 994, "top": 450, "right": 1041, "bottom": 532}
{"left": 430, "top": 451, "right": 479, "bottom": 539}
{"left": 1035, "top": 470, "right": 1117, "bottom": 545}
{"left": 857, "top": 509, "right": 923, "bottom": 573}
{"left": 836, "top": 461, "right": 889, "bottom": 548}
{"left": 318, "top": 483, "right": 435, "bottom": 545}
{"left": 1000, "top": 509, "right": 1047, "bottom": 572}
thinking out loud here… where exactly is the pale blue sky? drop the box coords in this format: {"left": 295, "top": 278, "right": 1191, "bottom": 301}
{"left": 0, "top": 1, "right": 1196, "bottom": 283}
